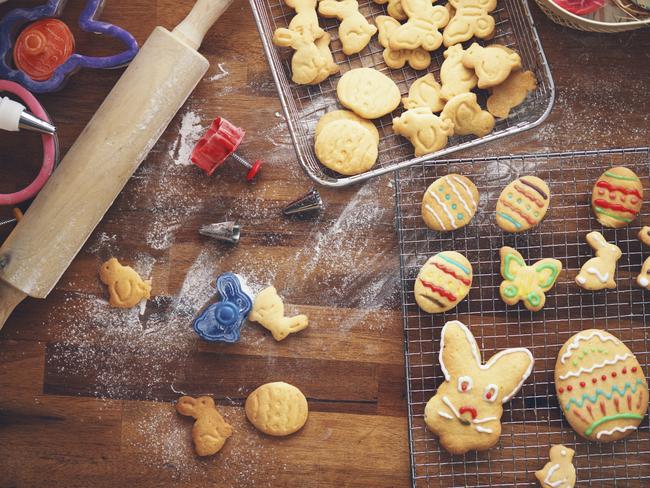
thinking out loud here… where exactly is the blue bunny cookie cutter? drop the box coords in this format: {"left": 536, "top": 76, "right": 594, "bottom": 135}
{"left": 193, "top": 273, "right": 253, "bottom": 343}
{"left": 0, "top": 0, "right": 139, "bottom": 93}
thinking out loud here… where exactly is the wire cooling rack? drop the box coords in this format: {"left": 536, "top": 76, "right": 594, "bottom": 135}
{"left": 395, "top": 147, "right": 650, "bottom": 487}
{"left": 250, "top": 0, "right": 555, "bottom": 187}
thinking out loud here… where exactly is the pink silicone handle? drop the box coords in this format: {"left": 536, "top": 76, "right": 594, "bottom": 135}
{"left": 0, "top": 79, "right": 56, "bottom": 206}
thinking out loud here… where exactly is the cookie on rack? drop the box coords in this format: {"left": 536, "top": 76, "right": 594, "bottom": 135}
{"left": 423, "top": 320, "right": 534, "bottom": 454}
{"left": 535, "top": 445, "right": 576, "bottom": 488}
{"left": 387, "top": 0, "right": 450, "bottom": 52}
{"left": 495, "top": 176, "right": 550, "bottom": 233}
{"left": 439, "top": 44, "right": 478, "bottom": 101}
{"left": 637, "top": 257, "right": 650, "bottom": 289}
{"left": 462, "top": 43, "right": 522, "bottom": 89}
{"left": 337, "top": 67, "right": 401, "bottom": 119}
{"left": 499, "top": 247, "right": 562, "bottom": 312}
{"left": 376, "top": 16, "right": 431, "bottom": 71}
{"left": 575, "top": 231, "right": 621, "bottom": 291}
{"left": 372, "top": 0, "right": 406, "bottom": 20}
{"left": 314, "top": 117, "right": 378, "bottom": 175}
{"left": 392, "top": 108, "right": 454, "bottom": 157}
{"left": 555, "top": 329, "right": 648, "bottom": 443}
{"left": 487, "top": 70, "right": 537, "bottom": 119}
{"left": 441, "top": 92, "right": 495, "bottom": 137}
{"left": 245, "top": 382, "right": 308, "bottom": 436}
{"left": 421, "top": 173, "right": 479, "bottom": 231}
{"left": 414, "top": 251, "right": 473, "bottom": 313}
{"left": 318, "top": 0, "right": 377, "bottom": 55}
{"left": 316, "top": 109, "right": 379, "bottom": 143}
{"left": 402, "top": 73, "right": 444, "bottom": 112}
{"left": 443, "top": 0, "right": 497, "bottom": 47}
{"left": 638, "top": 226, "right": 650, "bottom": 246}
{"left": 591, "top": 167, "right": 643, "bottom": 228}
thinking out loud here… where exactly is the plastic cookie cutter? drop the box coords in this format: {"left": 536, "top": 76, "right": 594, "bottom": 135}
{"left": 191, "top": 116, "right": 263, "bottom": 182}
{"left": 0, "top": 0, "right": 139, "bottom": 93}
{"left": 193, "top": 272, "right": 253, "bottom": 343}
{"left": 0, "top": 80, "right": 58, "bottom": 206}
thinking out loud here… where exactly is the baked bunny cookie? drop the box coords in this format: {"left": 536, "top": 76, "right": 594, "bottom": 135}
{"left": 535, "top": 445, "right": 576, "bottom": 488}
{"left": 376, "top": 16, "right": 431, "bottom": 71}
{"left": 439, "top": 44, "right": 478, "bottom": 101}
{"left": 402, "top": 73, "right": 444, "bottom": 111}
{"left": 388, "top": 0, "right": 450, "bottom": 52}
{"left": 414, "top": 251, "right": 473, "bottom": 313}
{"left": 392, "top": 107, "right": 454, "bottom": 157}
{"left": 487, "top": 70, "right": 537, "bottom": 118}
{"left": 421, "top": 173, "right": 479, "bottom": 231}
{"left": 249, "top": 286, "right": 309, "bottom": 341}
{"left": 99, "top": 258, "right": 152, "bottom": 309}
{"left": 441, "top": 92, "right": 495, "bottom": 137}
{"left": 591, "top": 167, "right": 643, "bottom": 228}
{"left": 637, "top": 257, "right": 650, "bottom": 289}
{"left": 462, "top": 43, "right": 522, "bottom": 89}
{"left": 555, "top": 329, "right": 648, "bottom": 442}
{"left": 176, "top": 396, "right": 233, "bottom": 456}
{"left": 499, "top": 247, "right": 562, "bottom": 312}
{"left": 443, "top": 0, "right": 497, "bottom": 47}
{"left": 575, "top": 232, "right": 621, "bottom": 291}
{"left": 318, "top": 0, "right": 377, "bottom": 55}
{"left": 424, "top": 320, "right": 534, "bottom": 454}
{"left": 373, "top": 0, "right": 406, "bottom": 20}
{"left": 638, "top": 226, "right": 650, "bottom": 246}
{"left": 496, "top": 176, "right": 550, "bottom": 232}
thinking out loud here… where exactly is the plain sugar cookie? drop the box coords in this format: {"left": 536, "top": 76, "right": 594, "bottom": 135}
{"left": 495, "top": 176, "right": 550, "bottom": 233}
{"left": 414, "top": 251, "right": 472, "bottom": 313}
{"left": 421, "top": 173, "right": 479, "bottom": 231}
{"left": 245, "top": 382, "right": 308, "bottom": 436}
{"left": 315, "top": 109, "right": 379, "bottom": 143}
{"left": 336, "top": 67, "right": 401, "bottom": 119}
{"left": 555, "top": 330, "right": 648, "bottom": 443}
{"left": 591, "top": 167, "right": 643, "bottom": 228}
{"left": 314, "top": 118, "right": 378, "bottom": 175}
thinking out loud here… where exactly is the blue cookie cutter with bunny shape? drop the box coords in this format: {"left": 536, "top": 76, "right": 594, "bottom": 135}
{"left": 0, "top": 0, "right": 139, "bottom": 93}
{"left": 193, "top": 273, "right": 253, "bottom": 343}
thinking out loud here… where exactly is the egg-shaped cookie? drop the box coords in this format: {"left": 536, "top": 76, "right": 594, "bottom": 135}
{"left": 421, "top": 174, "right": 479, "bottom": 231}
{"left": 337, "top": 67, "right": 401, "bottom": 119}
{"left": 314, "top": 118, "right": 378, "bottom": 175}
{"left": 495, "top": 176, "right": 550, "bottom": 233}
{"left": 315, "top": 109, "right": 379, "bottom": 144}
{"left": 414, "top": 251, "right": 473, "bottom": 313}
{"left": 245, "top": 382, "right": 308, "bottom": 436}
{"left": 555, "top": 330, "right": 648, "bottom": 443}
{"left": 592, "top": 167, "right": 643, "bottom": 228}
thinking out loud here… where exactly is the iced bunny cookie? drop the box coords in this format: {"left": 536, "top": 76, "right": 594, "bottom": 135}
{"left": 637, "top": 257, "right": 650, "bottom": 289}
{"left": 487, "top": 70, "right": 537, "bottom": 118}
{"left": 245, "top": 382, "right": 308, "bottom": 436}
{"left": 591, "top": 167, "right": 643, "bottom": 228}
{"left": 176, "top": 396, "right": 233, "bottom": 456}
{"left": 440, "top": 44, "right": 478, "bottom": 101}
{"left": 499, "top": 247, "right": 562, "bottom": 312}
{"left": 575, "top": 232, "right": 621, "bottom": 291}
{"left": 249, "top": 286, "right": 309, "bottom": 341}
{"left": 99, "top": 258, "right": 152, "bottom": 309}
{"left": 535, "top": 445, "right": 576, "bottom": 488}
{"left": 421, "top": 173, "right": 479, "bottom": 231}
{"left": 424, "top": 320, "right": 534, "bottom": 454}
{"left": 555, "top": 330, "right": 648, "bottom": 442}
{"left": 462, "top": 43, "right": 522, "bottom": 89}
{"left": 392, "top": 107, "right": 454, "bottom": 157}
{"left": 318, "top": 0, "right": 377, "bottom": 55}
{"left": 496, "top": 176, "right": 550, "bottom": 232}
{"left": 441, "top": 92, "right": 495, "bottom": 137}
{"left": 402, "top": 73, "right": 444, "bottom": 112}
{"left": 337, "top": 68, "right": 401, "bottom": 119}
{"left": 388, "top": 0, "right": 450, "bottom": 51}
{"left": 376, "top": 16, "right": 431, "bottom": 71}
{"left": 443, "top": 0, "right": 497, "bottom": 47}
{"left": 315, "top": 118, "right": 378, "bottom": 175}
{"left": 414, "top": 251, "right": 472, "bottom": 313}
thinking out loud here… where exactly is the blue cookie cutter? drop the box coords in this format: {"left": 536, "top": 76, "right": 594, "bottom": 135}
{"left": 0, "top": 0, "right": 139, "bottom": 93}
{"left": 193, "top": 273, "right": 253, "bottom": 343}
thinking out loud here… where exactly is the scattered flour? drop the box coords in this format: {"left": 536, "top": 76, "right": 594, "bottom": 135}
{"left": 208, "top": 62, "right": 229, "bottom": 82}
{"left": 167, "top": 110, "right": 205, "bottom": 167}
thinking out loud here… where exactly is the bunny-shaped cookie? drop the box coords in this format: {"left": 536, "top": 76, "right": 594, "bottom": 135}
{"left": 443, "top": 0, "right": 497, "bottom": 47}
{"left": 424, "top": 320, "right": 534, "bottom": 454}
{"left": 499, "top": 247, "right": 562, "bottom": 312}
{"left": 392, "top": 107, "right": 454, "bottom": 157}
{"left": 575, "top": 231, "right": 621, "bottom": 291}
{"left": 175, "top": 396, "right": 233, "bottom": 456}
{"left": 249, "top": 286, "right": 309, "bottom": 341}
{"left": 376, "top": 16, "right": 431, "bottom": 71}
{"left": 99, "top": 257, "right": 151, "bottom": 308}
{"left": 318, "top": 0, "right": 377, "bottom": 55}
{"left": 439, "top": 44, "right": 478, "bottom": 101}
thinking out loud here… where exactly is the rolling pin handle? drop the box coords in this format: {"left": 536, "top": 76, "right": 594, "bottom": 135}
{"left": 172, "top": 0, "right": 235, "bottom": 50}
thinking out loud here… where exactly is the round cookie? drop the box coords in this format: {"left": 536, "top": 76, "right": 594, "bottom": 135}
{"left": 336, "top": 67, "right": 401, "bottom": 119}
{"left": 245, "top": 382, "right": 308, "bottom": 436}
{"left": 495, "top": 176, "right": 550, "bottom": 233}
{"left": 414, "top": 251, "right": 472, "bottom": 313}
{"left": 555, "top": 329, "right": 648, "bottom": 443}
{"left": 592, "top": 167, "right": 643, "bottom": 228}
{"left": 421, "top": 174, "right": 479, "bottom": 231}
{"left": 314, "top": 118, "right": 378, "bottom": 175}
{"left": 315, "top": 109, "right": 379, "bottom": 144}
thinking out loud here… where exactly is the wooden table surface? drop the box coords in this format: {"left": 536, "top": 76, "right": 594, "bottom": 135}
{"left": 0, "top": 1, "right": 649, "bottom": 487}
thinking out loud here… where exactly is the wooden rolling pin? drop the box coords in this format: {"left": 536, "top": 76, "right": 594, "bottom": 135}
{"left": 0, "top": 0, "right": 234, "bottom": 330}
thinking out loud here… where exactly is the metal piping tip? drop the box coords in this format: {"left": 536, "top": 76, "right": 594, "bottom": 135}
{"left": 283, "top": 188, "right": 323, "bottom": 216}
{"left": 199, "top": 221, "right": 241, "bottom": 244}
{"left": 19, "top": 111, "right": 56, "bottom": 135}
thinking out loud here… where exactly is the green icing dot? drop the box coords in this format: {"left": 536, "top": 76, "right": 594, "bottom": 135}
{"left": 517, "top": 198, "right": 523, "bottom": 204}
{"left": 451, "top": 203, "right": 457, "bottom": 210}
{"left": 534, "top": 211, "right": 540, "bottom": 217}
{"left": 572, "top": 360, "right": 578, "bottom": 367}
{"left": 507, "top": 193, "right": 513, "bottom": 199}
{"left": 439, "top": 186, "right": 444, "bottom": 192}
{"left": 526, "top": 204, "right": 531, "bottom": 210}
{"left": 457, "top": 213, "right": 464, "bottom": 220}
{"left": 445, "top": 194, "right": 451, "bottom": 200}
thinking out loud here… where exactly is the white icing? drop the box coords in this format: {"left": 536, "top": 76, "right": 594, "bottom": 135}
{"left": 437, "top": 411, "right": 453, "bottom": 420}
{"left": 596, "top": 425, "right": 637, "bottom": 439}
{"left": 451, "top": 175, "right": 477, "bottom": 210}
{"left": 560, "top": 449, "right": 567, "bottom": 456}
{"left": 576, "top": 276, "right": 587, "bottom": 285}
{"left": 474, "top": 426, "right": 493, "bottom": 434}
{"left": 446, "top": 177, "right": 472, "bottom": 215}
{"left": 430, "top": 189, "right": 456, "bottom": 228}
{"left": 457, "top": 375, "right": 473, "bottom": 392}
{"left": 560, "top": 330, "right": 620, "bottom": 364}
{"left": 441, "top": 395, "right": 460, "bottom": 418}
{"left": 483, "top": 383, "right": 499, "bottom": 402}
{"left": 639, "top": 276, "right": 649, "bottom": 288}
{"left": 473, "top": 416, "right": 497, "bottom": 424}
{"left": 559, "top": 353, "right": 631, "bottom": 380}
{"left": 438, "top": 320, "right": 534, "bottom": 403}
{"left": 424, "top": 203, "right": 446, "bottom": 230}
{"left": 587, "top": 267, "right": 609, "bottom": 283}
{"left": 543, "top": 464, "right": 566, "bottom": 488}
{"left": 441, "top": 395, "right": 496, "bottom": 436}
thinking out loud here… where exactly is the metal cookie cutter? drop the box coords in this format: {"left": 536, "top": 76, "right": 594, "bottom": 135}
{"left": 199, "top": 221, "right": 241, "bottom": 244}
{"left": 193, "top": 272, "right": 253, "bottom": 343}
{"left": 0, "top": 0, "right": 139, "bottom": 93}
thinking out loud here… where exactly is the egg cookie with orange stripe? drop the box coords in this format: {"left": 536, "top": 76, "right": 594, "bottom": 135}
{"left": 421, "top": 174, "right": 479, "bottom": 232}
{"left": 495, "top": 176, "right": 550, "bottom": 233}
{"left": 591, "top": 167, "right": 643, "bottom": 228}
{"left": 414, "top": 251, "right": 473, "bottom": 313}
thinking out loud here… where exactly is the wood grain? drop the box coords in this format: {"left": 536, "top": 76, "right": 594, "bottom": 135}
{"left": 0, "top": 1, "right": 649, "bottom": 487}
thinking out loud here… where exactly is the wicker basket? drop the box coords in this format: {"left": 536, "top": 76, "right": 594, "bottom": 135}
{"left": 534, "top": 0, "right": 650, "bottom": 32}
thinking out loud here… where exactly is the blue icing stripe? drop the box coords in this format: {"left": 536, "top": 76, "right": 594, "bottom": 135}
{"left": 565, "top": 379, "right": 645, "bottom": 411}
{"left": 439, "top": 253, "right": 470, "bottom": 275}
{"left": 496, "top": 211, "right": 522, "bottom": 229}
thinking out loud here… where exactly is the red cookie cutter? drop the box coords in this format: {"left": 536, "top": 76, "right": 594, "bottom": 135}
{"left": 191, "top": 117, "right": 263, "bottom": 182}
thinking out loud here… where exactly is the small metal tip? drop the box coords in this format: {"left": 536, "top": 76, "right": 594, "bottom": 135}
{"left": 19, "top": 111, "right": 56, "bottom": 135}
{"left": 283, "top": 188, "right": 323, "bottom": 216}
{"left": 199, "top": 221, "right": 241, "bottom": 244}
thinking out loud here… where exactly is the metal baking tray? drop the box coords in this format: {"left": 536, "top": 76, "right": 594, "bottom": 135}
{"left": 395, "top": 147, "right": 650, "bottom": 487}
{"left": 250, "top": 0, "right": 555, "bottom": 187}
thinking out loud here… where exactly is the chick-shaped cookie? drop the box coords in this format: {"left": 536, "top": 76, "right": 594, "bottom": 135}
{"left": 575, "top": 231, "right": 621, "bottom": 291}
{"left": 441, "top": 92, "right": 495, "bottom": 137}
{"left": 99, "top": 257, "right": 152, "bottom": 308}
{"left": 176, "top": 396, "right": 233, "bottom": 456}
{"left": 462, "top": 43, "right": 522, "bottom": 89}
{"left": 535, "top": 445, "right": 576, "bottom": 488}
{"left": 392, "top": 107, "right": 454, "bottom": 157}
{"left": 249, "top": 286, "right": 309, "bottom": 341}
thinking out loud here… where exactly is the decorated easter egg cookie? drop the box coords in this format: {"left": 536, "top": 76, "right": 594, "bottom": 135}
{"left": 496, "top": 176, "right": 550, "bottom": 233}
{"left": 414, "top": 251, "right": 473, "bottom": 313}
{"left": 591, "top": 167, "right": 643, "bottom": 228}
{"left": 555, "top": 329, "right": 648, "bottom": 443}
{"left": 421, "top": 174, "right": 479, "bottom": 231}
